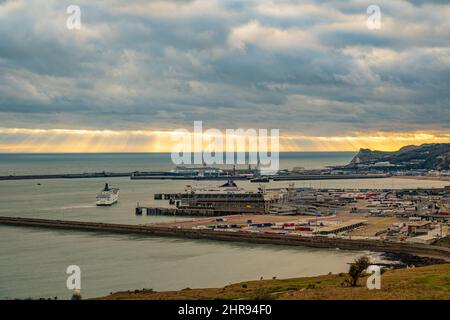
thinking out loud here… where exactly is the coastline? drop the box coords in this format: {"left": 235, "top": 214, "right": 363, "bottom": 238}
{"left": 98, "top": 263, "right": 450, "bottom": 300}
{"left": 393, "top": 175, "right": 450, "bottom": 182}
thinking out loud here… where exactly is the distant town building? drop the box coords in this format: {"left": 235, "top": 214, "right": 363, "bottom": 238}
{"left": 373, "top": 161, "right": 394, "bottom": 167}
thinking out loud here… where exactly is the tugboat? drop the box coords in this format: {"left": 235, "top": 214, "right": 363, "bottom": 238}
{"left": 96, "top": 183, "right": 119, "bottom": 206}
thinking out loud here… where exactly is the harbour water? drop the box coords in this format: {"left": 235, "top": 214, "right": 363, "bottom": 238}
{"left": 0, "top": 153, "right": 449, "bottom": 299}
{"left": 0, "top": 152, "right": 356, "bottom": 175}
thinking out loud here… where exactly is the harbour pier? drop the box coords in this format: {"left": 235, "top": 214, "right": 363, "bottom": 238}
{"left": 1, "top": 216, "right": 449, "bottom": 261}
{"left": 0, "top": 172, "right": 133, "bottom": 180}
{"left": 0, "top": 171, "right": 387, "bottom": 181}
{"left": 135, "top": 206, "right": 223, "bottom": 216}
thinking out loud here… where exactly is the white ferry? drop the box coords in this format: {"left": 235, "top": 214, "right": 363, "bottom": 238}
{"left": 96, "top": 183, "right": 119, "bottom": 206}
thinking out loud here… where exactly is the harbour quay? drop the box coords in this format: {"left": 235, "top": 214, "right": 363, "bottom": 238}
{"left": 138, "top": 183, "right": 450, "bottom": 246}
{"left": 0, "top": 216, "right": 449, "bottom": 261}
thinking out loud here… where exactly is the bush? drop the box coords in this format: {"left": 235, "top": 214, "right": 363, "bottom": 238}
{"left": 347, "top": 256, "right": 370, "bottom": 287}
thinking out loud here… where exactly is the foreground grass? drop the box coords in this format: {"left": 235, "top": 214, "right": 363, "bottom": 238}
{"left": 100, "top": 264, "right": 450, "bottom": 300}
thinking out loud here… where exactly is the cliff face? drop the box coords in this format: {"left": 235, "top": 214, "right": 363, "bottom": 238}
{"left": 348, "top": 143, "right": 450, "bottom": 170}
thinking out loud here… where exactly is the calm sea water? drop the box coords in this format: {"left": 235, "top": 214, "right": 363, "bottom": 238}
{"left": 0, "top": 152, "right": 356, "bottom": 175}
{"left": 0, "top": 153, "right": 449, "bottom": 299}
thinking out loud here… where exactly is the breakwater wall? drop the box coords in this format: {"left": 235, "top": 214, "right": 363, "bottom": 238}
{"left": 0, "top": 172, "right": 132, "bottom": 180}
{"left": 0, "top": 172, "right": 387, "bottom": 181}
{"left": 1, "top": 216, "right": 449, "bottom": 261}
{"left": 130, "top": 175, "right": 248, "bottom": 180}
{"left": 131, "top": 174, "right": 387, "bottom": 181}
{"left": 272, "top": 174, "right": 386, "bottom": 181}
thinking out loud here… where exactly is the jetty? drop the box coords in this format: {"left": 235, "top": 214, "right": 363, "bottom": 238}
{"left": 0, "top": 171, "right": 387, "bottom": 181}
{"left": 0, "top": 172, "right": 132, "bottom": 180}
{"left": 135, "top": 206, "right": 221, "bottom": 216}
{"left": 1, "top": 216, "right": 449, "bottom": 261}
{"left": 131, "top": 174, "right": 387, "bottom": 181}
{"left": 271, "top": 174, "right": 387, "bottom": 181}
{"left": 130, "top": 175, "right": 249, "bottom": 180}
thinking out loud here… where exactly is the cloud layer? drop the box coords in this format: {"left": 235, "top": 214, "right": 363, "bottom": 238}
{"left": 0, "top": 0, "right": 449, "bottom": 151}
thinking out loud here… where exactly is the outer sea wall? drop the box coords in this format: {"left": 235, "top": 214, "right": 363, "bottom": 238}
{"left": 1, "top": 216, "right": 449, "bottom": 261}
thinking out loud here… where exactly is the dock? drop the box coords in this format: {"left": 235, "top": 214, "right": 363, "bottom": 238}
{"left": 0, "top": 172, "right": 133, "bottom": 180}
{"left": 130, "top": 175, "right": 249, "bottom": 180}
{"left": 132, "top": 174, "right": 388, "bottom": 181}
{"left": 135, "top": 206, "right": 224, "bottom": 216}
{"left": 272, "top": 174, "right": 387, "bottom": 181}
{"left": 0, "top": 170, "right": 388, "bottom": 181}
{"left": 0, "top": 216, "right": 449, "bottom": 261}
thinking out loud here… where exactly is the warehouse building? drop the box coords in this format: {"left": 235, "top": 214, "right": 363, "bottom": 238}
{"left": 318, "top": 220, "right": 366, "bottom": 235}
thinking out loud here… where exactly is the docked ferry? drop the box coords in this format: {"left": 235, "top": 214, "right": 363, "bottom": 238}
{"left": 96, "top": 183, "right": 119, "bottom": 206}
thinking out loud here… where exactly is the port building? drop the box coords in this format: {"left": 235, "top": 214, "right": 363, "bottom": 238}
{"left": 317, "top": 220, "right": 366, "bottom": 235}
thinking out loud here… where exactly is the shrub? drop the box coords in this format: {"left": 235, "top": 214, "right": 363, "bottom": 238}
{"left": 346, "top": 256, "right": 370, "bottom": 287}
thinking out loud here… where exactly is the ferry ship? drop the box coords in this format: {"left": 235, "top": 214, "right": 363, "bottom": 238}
{"left": 96, "top": 183, "right": 119, "bottom": 206}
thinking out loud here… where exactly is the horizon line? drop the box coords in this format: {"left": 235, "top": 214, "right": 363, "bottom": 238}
{"left": 0, "top": 151, "right": 359, "bottom": 154}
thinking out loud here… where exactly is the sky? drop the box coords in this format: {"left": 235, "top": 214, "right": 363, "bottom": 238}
{"left": 0, "top": 0, "right": 449, "bottom": 152}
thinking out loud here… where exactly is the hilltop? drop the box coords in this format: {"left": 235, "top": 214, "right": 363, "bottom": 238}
{"left": 100, "top": 264, "right": 450, "bottom": 300}
{"left": 347, "top": 143, "right": 450, "bottom": 170}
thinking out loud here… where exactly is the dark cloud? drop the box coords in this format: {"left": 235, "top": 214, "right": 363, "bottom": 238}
{"left": 0, "top": 0, "right": 449, "bottom": 136}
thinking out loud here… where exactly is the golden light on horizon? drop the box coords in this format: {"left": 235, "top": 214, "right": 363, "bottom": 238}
{"left": 0, "top": 127, "right": 449, "bottom": 153}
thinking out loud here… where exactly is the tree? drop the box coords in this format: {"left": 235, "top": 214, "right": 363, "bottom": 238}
{"left": 347, "top": 256, "right": 370, "bottom": 287}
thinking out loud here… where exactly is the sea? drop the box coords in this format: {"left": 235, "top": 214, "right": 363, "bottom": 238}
{"left": 0, "top": 153, "right": 448, "bottom": 299}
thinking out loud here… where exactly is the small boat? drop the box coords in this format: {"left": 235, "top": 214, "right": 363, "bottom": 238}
{"left": 96, "top": 183, "right": 119, "bottom": 206}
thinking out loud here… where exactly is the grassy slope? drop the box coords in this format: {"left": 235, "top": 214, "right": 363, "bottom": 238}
{"left": 101, "top": 264, "right": 450, "bottom": 300}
